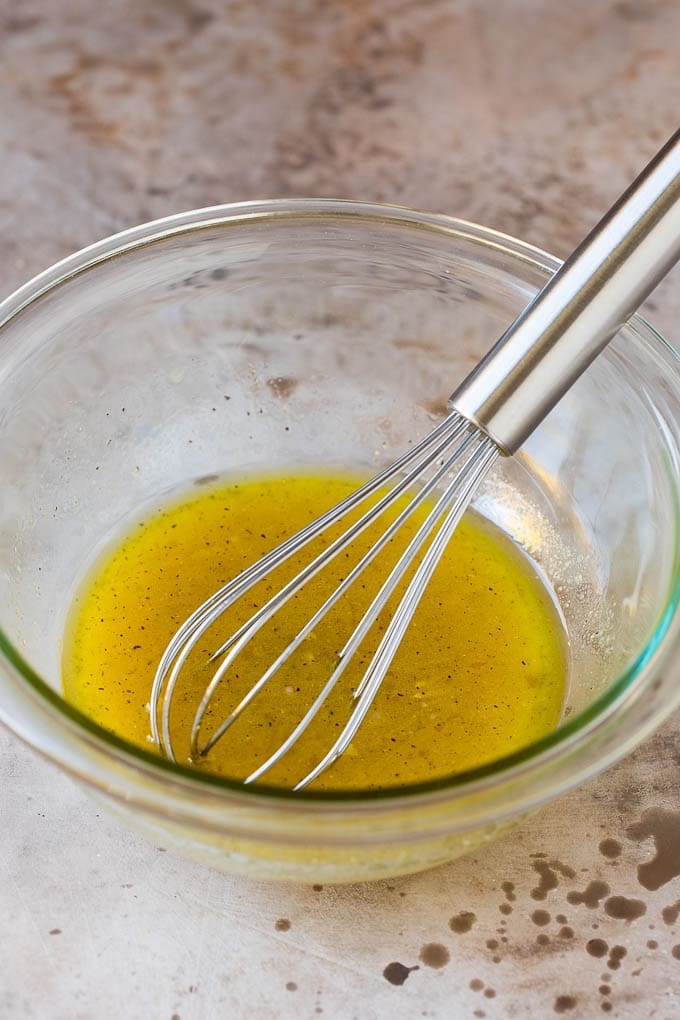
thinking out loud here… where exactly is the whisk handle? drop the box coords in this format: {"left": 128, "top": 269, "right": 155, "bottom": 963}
{"left": 449, "top": 127, "right": 680, "bottom": 454}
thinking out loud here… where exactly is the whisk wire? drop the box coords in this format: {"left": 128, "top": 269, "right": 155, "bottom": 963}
{"left": 191, "top": 419, "right": 473, "bottom": 757}
{"left": 152, "top": 412, "right": 467, "bottom": 759}
{"left": 198, "top": 426, "right": 482, "bottom": 764}
{"left": 295, "top": 436, "right": 497, "bottom": 787}
{"left": 208, "top": 417, "right": 469, "bottom": 668}
{"left": 253, "top": 435, "right": 497, "bottom": 788}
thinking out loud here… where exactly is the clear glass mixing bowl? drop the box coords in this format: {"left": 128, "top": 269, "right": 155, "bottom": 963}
{"left": 0, "top": 200, "right": 678, "bottom": 883}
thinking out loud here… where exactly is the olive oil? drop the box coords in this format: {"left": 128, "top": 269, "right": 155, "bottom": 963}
{"left": 62, "top": 473, "right": 567, "bottom": 791}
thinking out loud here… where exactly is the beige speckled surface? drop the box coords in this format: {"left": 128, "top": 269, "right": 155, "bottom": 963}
{"left": 1, "top": 2, "right": 680, "bottom": 1017}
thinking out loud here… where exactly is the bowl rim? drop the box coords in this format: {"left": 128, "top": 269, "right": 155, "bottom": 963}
{"left": 0, "top": 197, "right": 679, "bottom": 815}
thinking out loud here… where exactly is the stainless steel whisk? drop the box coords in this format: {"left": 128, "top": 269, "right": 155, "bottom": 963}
{"left": 151, "top": 129, "right": 680, "bottom": 789}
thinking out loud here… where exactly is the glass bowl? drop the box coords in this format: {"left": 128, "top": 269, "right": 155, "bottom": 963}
{"left": 0, "top": 200, "right": 678, "bottom": 883}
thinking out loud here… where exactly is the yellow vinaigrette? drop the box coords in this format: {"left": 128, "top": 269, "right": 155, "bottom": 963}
{"left": 62, "top": 473, "right": 567, "bottom": 791}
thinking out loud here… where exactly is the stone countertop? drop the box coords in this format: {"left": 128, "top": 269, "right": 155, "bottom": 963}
{"left": 1, "top": 2, "right": 679, "bottom": 1017}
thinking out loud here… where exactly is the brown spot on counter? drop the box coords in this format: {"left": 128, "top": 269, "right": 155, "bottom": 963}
{"left": 567, "top": 880, "right": 610, "bottom": 908}
{"left": 531, "top": 910, "right": 551, "bottom": 927}
{"left": 418, "top": 943, "right": 450, "bottom": 969}
{"left": 383, "top": 962, "right": 418, "bottom": 986}
{"left": 598, "top": 838, "right": 622, "bottom": 859}
{"left": 662, "top": 900, "right": 680, "bottom": 924}
{"left": 449, "top": 911, "right": 476, "bottom": 933}
{"left": 626, "top": 808, "right": 680, "bottom": 890}
{"left": 603, "top": 895, "right": 646, "bottom": 921}
{"left": 531, "top": 858, "right": 576, "bottom": 900}
{"left": 586, "top": 939, "right": 609, "bottom": 958}
{"left": 607, "top": 945, "right": 627, "bottom": 971}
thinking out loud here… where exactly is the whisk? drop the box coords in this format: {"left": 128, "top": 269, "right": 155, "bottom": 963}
{"left": 151, "top": 129, "right": 680, "bottom": 789}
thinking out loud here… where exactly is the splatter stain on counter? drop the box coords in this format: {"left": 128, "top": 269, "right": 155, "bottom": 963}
{"left": 626, "top": 808, "right": 680, "bottom": 891}
{"left": 598, "top": 838, "right": 622, "bottom": 860}
{"left": 566, "top": 881, "right": 610, "bottom": 909}
{"left": 266, "top": 376, "right": 299, "bottom": 399}
{"left": 606, "top": 945, "right": 627, "bottom": 971}
{"left": 383, "top": 962, "right": 418, "bottom": 986}
{"left": 418, "top": 943, "right": 450, "bottom": 969}
{"left": 501, "top": 881, "right": 516, "bottom": 902}
{"left": 662, "top": 900, "right": 680, "bottom": 924}
{"left": 449, "top": 911, "right": 477, "bottom": 934}
{"left": 553, "top": 995, "right": 577, "bottom": 1013}
{"left": 531, "top": 859, "right": 576, "bottom": 901}
{"left": 531, "top": 910, "right": 551, "bottom": 927}
{"left": 375, "top": 826, "right": 680, "bottom": 1014}
{"left": 603, "top": 895, "right": 646, "bottom": 922}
